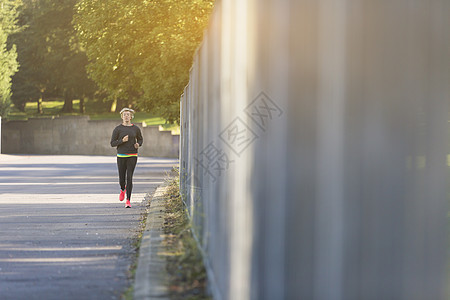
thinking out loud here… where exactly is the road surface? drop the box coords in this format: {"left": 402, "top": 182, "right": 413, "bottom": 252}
{"left": 0, "top": 155, "right": 177, "bottom": 300}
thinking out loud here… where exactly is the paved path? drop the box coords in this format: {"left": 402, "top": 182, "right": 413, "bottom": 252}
{"left": 0, "top": 155, "right": 178, "bottom": 300}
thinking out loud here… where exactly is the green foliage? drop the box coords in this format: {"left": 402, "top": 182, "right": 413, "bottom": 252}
{"left": 10, "top": 0, "right": 97, "bottom": 113}
{"left": 0, "top": 0, "right": 21, "bottom": 117}
{"left": 74, "top": 0, "right": 213, "bottom": 123}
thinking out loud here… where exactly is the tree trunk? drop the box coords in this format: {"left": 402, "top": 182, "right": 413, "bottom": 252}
{"left": 61, "top": 91, "right": 73, "bottom": 113}
{"left": 110, "top": 98, "right": 117, "bottom": 113}
{"left": 37, "top": 95, "right": 43, "bottom": 114}
{"left": 116, "top": 99, "right": 128, "bottom": 112}
{"left": 17, "top": 101, "right": 25, "bottom": 112}
{"left": 80, "top": 97, "right": 85, "bottom": 114}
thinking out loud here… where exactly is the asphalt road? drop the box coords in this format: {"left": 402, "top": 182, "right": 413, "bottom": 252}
{"left": 0, "top": 155, "right": 178, "bottom": 300}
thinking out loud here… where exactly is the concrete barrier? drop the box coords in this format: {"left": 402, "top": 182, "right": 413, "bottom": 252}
{"left": 180, "top": 1, "right": 449, "bottom": 299}
{"left": 1, "top": 116, "right": 179, "bottom": 158}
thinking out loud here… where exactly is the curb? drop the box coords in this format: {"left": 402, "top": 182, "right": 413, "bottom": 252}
{"left": 134, "top": 185, "right": 170, "bottom": 300}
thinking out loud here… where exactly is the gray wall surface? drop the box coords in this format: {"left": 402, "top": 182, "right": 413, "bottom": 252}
{"left": 180, "top": 1, "right": 449, "bottom": 300}
{"left": 1, "top": 116, "right": 179, "bottom": 158}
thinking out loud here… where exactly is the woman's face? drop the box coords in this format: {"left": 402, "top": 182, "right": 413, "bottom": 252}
{"left": 121, "top": 111, "right": 132, "bottom": 122}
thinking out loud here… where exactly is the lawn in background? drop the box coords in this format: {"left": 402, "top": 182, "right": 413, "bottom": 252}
{"left": 6, "top": 100, "right": 180, "bottom": 134}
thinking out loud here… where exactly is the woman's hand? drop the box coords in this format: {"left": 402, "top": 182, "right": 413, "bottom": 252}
{"left": 134, "top": 143, "right": 139, "bottom": 149}
{"left": 122, "top": 135, "right": 129, "bottom": 142}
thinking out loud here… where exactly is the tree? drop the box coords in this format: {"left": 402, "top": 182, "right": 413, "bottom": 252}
{"left": 0, "top": 0, "right": 21, "bottom": 117}
{"left": 11, "top": 0, "right": 97, "bottom": 114}
{"left": 74, "top": 0, "right": 213, "bottom": 122}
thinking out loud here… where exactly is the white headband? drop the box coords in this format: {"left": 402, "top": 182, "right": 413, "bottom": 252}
{"left": 120, "top": 108, "right": 135, "bottom": 115}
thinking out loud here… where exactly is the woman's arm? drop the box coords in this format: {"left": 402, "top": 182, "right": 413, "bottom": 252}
{"left": 136, "top": 127, "right": 143, "bottom": 147}
{"left": 110, "top": 127, "right": 124, "bottom": 147}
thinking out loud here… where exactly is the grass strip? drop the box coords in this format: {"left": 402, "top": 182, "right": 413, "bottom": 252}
{"left": 162, "top": 176, "right": 211, "bottom": 300}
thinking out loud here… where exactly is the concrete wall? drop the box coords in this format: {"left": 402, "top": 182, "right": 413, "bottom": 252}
{"left": 180, "top": 1, "right": 449, "bottom": 300}
{"left": 1, "top": 116, "right": 179, "bottom": 158}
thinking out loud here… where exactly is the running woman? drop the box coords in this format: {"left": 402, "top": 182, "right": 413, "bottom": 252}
{"left": 110, "top": 108, "right": 143, "bottom": 208}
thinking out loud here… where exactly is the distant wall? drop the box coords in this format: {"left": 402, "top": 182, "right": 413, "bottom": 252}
{"left": 1, "top": 116, "right": 179, "bottom": 158}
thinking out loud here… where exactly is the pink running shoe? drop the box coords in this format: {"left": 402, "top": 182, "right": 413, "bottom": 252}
{"left": 125, "top": 200, "right": 131, "bottom": 208}
{"left": 119, "top": 189, "right": 126, "bottom": 201}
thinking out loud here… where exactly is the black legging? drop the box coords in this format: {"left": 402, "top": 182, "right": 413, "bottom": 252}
{"left": 117, "top": 156, "right": 137, "bottom": 200}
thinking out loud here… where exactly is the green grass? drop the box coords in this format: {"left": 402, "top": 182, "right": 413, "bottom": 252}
{"left": 7, "top": 100, "right": 81, "bottom": 120}
{"left": 162, "top": 172, "right": 211, "bottom": 300}
{"left": 5, "top": 100, "right": 180, "bottom": 134}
